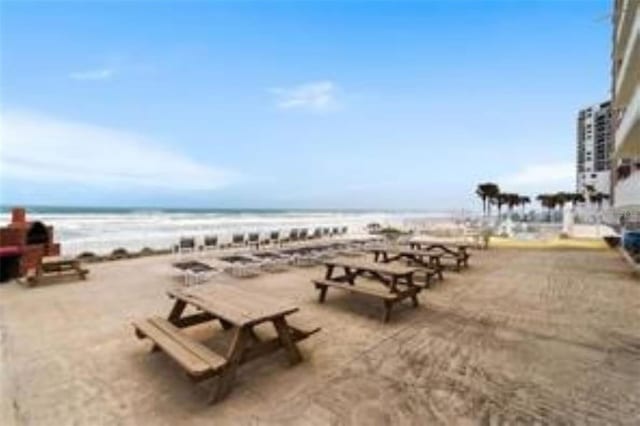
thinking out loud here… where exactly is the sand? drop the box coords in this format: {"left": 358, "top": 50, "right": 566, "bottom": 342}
{"left": 1, "top": 247, "right": 639, "bottom": 425}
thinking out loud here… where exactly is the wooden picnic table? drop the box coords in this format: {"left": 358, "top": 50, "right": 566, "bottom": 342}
{"left": 134, "top": 284, "right": 319, "bottom": 403}
{"left": 367, "top": 247, "right": 444, "bottom": 281}
{"left": 408, "top": 240, "right": 471, "bottom": 253}
{"left": 313, "top": 259, "right": 422, "bottom": 322}
{"left": 26, "top": 256, "right": 89, "bottom": 286}
{"left": 323, "top": 259, "right": 420, "bottom": 289}
{"left": 406, "top": 241, "right": 471, "bottom": 270}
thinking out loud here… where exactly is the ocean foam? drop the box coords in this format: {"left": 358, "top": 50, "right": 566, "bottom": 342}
{"left": 0, "top": 209, "right": 451, "bottom": 255}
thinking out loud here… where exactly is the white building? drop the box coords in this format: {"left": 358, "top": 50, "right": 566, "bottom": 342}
{"left": 576, "top": 101, "right": 613, "bottom": 195}
{"left": 612, "top": 0, "right": 640, "bottom": 226}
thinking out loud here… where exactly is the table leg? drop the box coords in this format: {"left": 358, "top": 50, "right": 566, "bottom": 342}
{"left": 382, "top": 300, "right": 393, "bottom": 323}
{"left": 413, "top": 256, "right": 432, "bottom": 286}
{"left": 167, "top": 299, "right": 187, "bottom": 324}
{"left": 273, "top": 317, "right": 303, "bottom": 365}
{"left": 424, "top": 270, "right": 432, "bottom": 288}
{"left": 345, "top": 267, "right": 356, "bottom": 285}
{"left": 211, "top": 327, "right": 249, "bottom": 403}
{"left": 324, "top": 264, "right": 335, "bottom": 280}
{"left": 219, "top": 318, "right": 233, "bottom": 330}
{"left": 247, "top": 326, "right": 261, "bottom": 343}
{"left": 408, "top": 274, "right": 419, "bottom": 307}
{"left": 318, "top": 284, "right": 329, "bottom": 302}
{"left": 390, "top": 275, "right": 399, "bottom": 293}
{"left": 431, "top": 257, "right": 444, "bottom": 280}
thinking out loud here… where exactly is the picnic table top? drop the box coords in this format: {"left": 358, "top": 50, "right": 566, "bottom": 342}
{"left": 366, "top": 246, "right": 444, "bottom": 256}
{"left": 323, "top": 259, "right": 420, "bottom": 276}
{"left": 42, "top": 256, "right": 79, "bottom": 265}
{"left": 406, "top": 240, "right": 471, "bottom": 249}
{"left": 168, "top": 284, "right": 299, "bottom": 327}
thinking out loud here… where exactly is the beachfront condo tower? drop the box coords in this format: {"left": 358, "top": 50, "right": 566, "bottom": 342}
{"left": 576, "top": 101, "right": 613, "bottom": 195}
{"left": 612, "top": 0, "right": 640, "bottom": 224}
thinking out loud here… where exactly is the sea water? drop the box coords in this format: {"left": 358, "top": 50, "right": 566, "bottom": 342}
{"left": 1, "top": 206, "right": 452, "bottom": 255}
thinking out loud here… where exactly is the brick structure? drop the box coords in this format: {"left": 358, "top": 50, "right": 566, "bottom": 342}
{"left": 0, "top": 208, "right": 60, "bottom": 281}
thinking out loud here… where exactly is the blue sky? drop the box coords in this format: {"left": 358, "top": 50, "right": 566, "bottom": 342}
{"left": 0, "top": 0, "right": 611, "bottom": 210}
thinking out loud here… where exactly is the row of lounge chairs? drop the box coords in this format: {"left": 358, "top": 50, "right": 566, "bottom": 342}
{"left": 174, "top": 226, "right": 349, "bottom": 255}
{"left": 172, "top": 238, "right": 379, "bottom": 285}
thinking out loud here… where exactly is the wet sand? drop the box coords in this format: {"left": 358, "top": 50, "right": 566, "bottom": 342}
{"left": 1, "top": 247, "right": 639, "bottom": 425}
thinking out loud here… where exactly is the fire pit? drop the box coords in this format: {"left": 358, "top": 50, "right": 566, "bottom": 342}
{"left": 0, "top": 208, "right": 61, "bottom": 282}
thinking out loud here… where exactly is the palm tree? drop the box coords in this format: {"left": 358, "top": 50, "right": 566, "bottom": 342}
{"left": 487, "top": 186, "right": 501, "bottom": 217}
{"left": 555, "top": 192, "right": 570, "bottom": 210}
{"left": 476, "top": 183, "right": 500, "bottom": 217}
{"left": 589, "top": 192, "right": 610, "bottom": 211}
{"left": 492, "top": 192, "right": 510, "bottom": 219}
{"left": 537, "top": 194, "right": 557, "bottom": 221}
{"left": 519, "top": 195, "right": 531, "bottom": 217}
{"left": 584, "top": 184, "right": 596, "bottom": 208}
{"left": 568, "top": 192, "right": 585, "bottom": 208}
{"left": 504, "top": 193, "right": 520, "bottom": 218}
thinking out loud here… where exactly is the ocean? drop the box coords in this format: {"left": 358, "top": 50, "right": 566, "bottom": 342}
{"left": 1, "top": 206, "right": 455, "bottom": 255}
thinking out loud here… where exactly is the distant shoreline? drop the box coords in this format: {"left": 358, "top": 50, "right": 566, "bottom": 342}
{"left": 0, "top": 205, "right": 459, "bottom": 216}
{"left": 1, "top": 208, "right": 461, "bottom": 256}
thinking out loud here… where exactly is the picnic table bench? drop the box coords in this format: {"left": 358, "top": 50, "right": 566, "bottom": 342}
{"left": 313, "top": 259, "right": 422, "bottom": 322}
{"left": 366, "top": 247, "right": 444, "bottom": 282}
{"left": 406, "top": 241, "right": 471, "bottom": 271}
{"left": 26, "top": 256, "right": 89, "bottom": 286}
{"left": 133, "top": 284, "right": 319, "bottom": 403}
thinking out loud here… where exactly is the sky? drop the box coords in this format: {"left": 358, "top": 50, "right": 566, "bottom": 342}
{"left": 0, "top": 0, "right": 612, "bottom": 210}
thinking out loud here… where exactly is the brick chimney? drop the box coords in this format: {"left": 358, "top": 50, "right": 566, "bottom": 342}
{"left": 10, "top": 207, "right": 27, "bottom": 228}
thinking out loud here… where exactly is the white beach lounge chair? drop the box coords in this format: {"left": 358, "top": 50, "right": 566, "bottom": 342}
{"left": 174, "top": 237, "right": 197, "bottom": 259}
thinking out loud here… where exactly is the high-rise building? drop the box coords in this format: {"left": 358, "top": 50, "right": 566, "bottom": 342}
{"left": 576, "top": 101, "right": 613, "bottom": 195}
{"left": 612, "top": 0, "right": 640, "bottom": 224}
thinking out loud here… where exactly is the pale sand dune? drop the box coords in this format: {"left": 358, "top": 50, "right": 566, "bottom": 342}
{"left": 1, "top": 248, "right": 639, "bottom": 425}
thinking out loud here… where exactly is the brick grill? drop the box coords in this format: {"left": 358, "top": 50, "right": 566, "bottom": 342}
{"left": 0, "top": 208, "right": 61, "bottom": 280}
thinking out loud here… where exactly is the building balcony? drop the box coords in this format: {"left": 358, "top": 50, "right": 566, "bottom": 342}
{"left": 616, "top": 0, "right": 637, "bottom": 52}
{"left": 614, "top": 168, "right": 640, "bottom": 210}
{"left": 614, "top": 7, "right": 639, "bottom": 107}
{"left": 615, "top": 85, "right": 640, "bottom": 158}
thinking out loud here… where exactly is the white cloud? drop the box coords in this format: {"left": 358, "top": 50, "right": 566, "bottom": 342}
{"left": 496, "top": 162, "right": 575, "bottom": 193}
{"left": 69, "top": 68, "right": 115, "bottom": 81}
{"left": 0, "top": 110, "right": 237, "bottom": 191}
{"left": 269, "top": 81, "right": 339, "bottom": 112}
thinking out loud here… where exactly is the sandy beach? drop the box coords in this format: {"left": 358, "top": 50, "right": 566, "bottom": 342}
{"left": 2, "top": 0, "right": 639, "bottom": 424}
{"left": 1, "top": 244, "right": 639, "bottom": 425}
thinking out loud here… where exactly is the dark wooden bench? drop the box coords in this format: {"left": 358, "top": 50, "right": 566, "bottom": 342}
{"left": 313, "top": 279, "right": 419, "bottom": 322}
{"left": 134, "top": 317, "right": 227, "bottom": 380}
